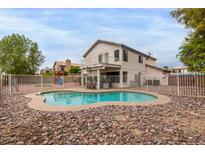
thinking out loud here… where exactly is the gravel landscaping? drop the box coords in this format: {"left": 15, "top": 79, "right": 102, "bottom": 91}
{"left": 0, "top": 94, "right": 205, "bottom": 145}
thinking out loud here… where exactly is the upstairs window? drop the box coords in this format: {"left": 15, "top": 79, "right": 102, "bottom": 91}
{"left": 104, "top": 53, "right": 109, "bottom": 63}
{"left": 98, "top": 54, "right": 103, "bottom": 64}
{"left": 114, "top": 50, "right": 119, "bottom": 62}
{"left": 123, "top": 50, "right": 128, "bottom": 62}
{"left": 139, "top": 55, "right": 143, "bottom": 63}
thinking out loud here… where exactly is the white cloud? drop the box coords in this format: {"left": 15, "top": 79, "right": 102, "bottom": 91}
{"left": 0, "top": 11, "right": 89, "bottom": 68}
{"left": 95, "top": 15, "right": 187, "bottom": 67}
{"left": 0, "top": 9, "right": 187, "bottom": 68}
{"left": 0, "top": 12, "right": 85, "bottom": 45}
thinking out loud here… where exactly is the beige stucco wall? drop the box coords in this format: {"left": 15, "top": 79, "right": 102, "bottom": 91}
{"left": 144, "top": 57, "right": 156, "bottom": 66}
{"left": 84, "top": 43, "right": 121, "bottom": 66}
{"left": 53, "top": 64, "right": 62, "bottom": 72}
{"left": 84, "top": 42, "right": 156, "bottom": 70}
{"left": 83, "top": 42, "right": 163, "bottom": 87}
{"left": 121, "top": 48, "right": 144, "bottom": 87}
{"left": 120, "top": 48, "right": 156, "bottom": 87}
{"left": 145, "top": 66, "right": 168, "bottom": 85}
{"left": 53, "top": 64, "right": 57, "bottom": 71}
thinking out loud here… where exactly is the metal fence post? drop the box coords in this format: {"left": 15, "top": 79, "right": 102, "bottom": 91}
{"left": 177, "top": 73, "right": 180, "bottom": 96}
{"left": 0, "top": 74, "right": 2, "bottom": 97}
{"left": 196, "top": 73, "right": 199, "bottom": 97}
{"left": 41, "top": 75, "right": 43, "bottom": 91}
{"left": 9, "top": 74, "right": 12, "bottom": 95}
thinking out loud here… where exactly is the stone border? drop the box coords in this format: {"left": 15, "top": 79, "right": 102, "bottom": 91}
{"left": 26, "top": 88, "right": 171, "bottom": 112}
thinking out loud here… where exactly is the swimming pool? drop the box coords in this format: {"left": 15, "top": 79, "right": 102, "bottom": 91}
{"left": 43, "top": 91, "right": 157, "bottom": 106}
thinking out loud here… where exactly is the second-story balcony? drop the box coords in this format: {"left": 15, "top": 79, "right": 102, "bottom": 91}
{"left": 81, "top": 55, "right": 121, "bottom": 70}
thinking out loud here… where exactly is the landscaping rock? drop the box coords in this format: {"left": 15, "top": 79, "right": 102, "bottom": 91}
{"left": 0, "top": 95, "right": 205, "bottom": 144}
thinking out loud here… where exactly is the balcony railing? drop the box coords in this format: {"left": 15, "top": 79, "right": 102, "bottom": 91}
{"left": 81, "top": 55, "right": 120, "bottom": 67}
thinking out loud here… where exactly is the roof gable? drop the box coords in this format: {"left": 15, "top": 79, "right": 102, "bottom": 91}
{"left": 53, "top": 61, "right": 66, "bottom": 68}
{"left": 83, "top": 40, "right": 120, "bottom": 57}
{"left": 83, "top": 39, "right": 157, "bottom": 60}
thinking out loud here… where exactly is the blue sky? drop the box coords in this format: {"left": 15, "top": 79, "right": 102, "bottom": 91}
{"left": 0, "top": 9, "right": 188, "bottom": 69}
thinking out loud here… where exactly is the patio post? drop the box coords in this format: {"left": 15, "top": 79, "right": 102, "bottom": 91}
{"left": 120, "top": 69, "right": 123, "bottom": 88}
{"left": 97, "top": 69, "right": 100, "bottom": 89}
{"left": 81, "top": 70, "right": 84, "bottom": 87}
{"left": 62, "top": 76, "right": 64, "bottom": 88}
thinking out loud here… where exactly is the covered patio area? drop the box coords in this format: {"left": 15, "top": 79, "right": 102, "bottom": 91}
{"left": 81, "top": 63, "right": 122, "bottom": 89}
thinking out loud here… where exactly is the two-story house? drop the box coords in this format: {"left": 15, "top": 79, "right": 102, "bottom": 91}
{"left": 170, "top": 66, "right": 189, "bottom": 73}
{"left": 81, "top": 39, "right": 170, "bottom": 89}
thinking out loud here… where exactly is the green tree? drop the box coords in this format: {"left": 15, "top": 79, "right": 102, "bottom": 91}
{"left": 64, "top": 71, "right": 69, "bottom": 76}
{"left": 171, "top": 9, "right": 205, "bottom": 72}
{"left": 69, "top": 66, "right": 80, "bottom": 74}
{"left": 42, "top": 72, "right": 53, "bottom": 76}
{"left": 0, "top": 33, "right": 45, "bottom": 74}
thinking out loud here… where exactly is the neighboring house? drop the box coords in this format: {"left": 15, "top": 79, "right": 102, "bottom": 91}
{"left": 81, "top": 39, "right": 171, "bottom": 89}
{"left": 53, "top": 59, "right": 80, "bottom": 75}
{"left": 170, "top": 66, "right": 189, "bottom": 73}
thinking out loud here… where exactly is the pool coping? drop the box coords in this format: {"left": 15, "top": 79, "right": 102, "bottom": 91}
{"left": 26, "top": 88, "right": 171, "bottom": 112}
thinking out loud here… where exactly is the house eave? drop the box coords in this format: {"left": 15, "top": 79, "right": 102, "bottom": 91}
{"left": 146, "top": 64, "right": 171, "bottom": 72}
{"left": 82, "top": 63, "right": 121, "bottom": 70}
{"left": 83, "top": 39, "right": 157, "bottom": 61}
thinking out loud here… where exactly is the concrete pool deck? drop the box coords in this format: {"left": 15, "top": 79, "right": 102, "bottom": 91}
{"left": 26, "top": 88, "right": 171, "bottom": 112}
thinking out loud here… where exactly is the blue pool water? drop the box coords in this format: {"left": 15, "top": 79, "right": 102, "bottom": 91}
{"left": 43, "top": 91, "right": 157, "bottom": 106}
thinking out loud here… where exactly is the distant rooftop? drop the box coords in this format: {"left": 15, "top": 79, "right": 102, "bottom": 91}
{"left": 54, "top": 61, "right": 80, "bottom": 67}
{"left": 170, "top": 66, "right": 188, "bottom": 70}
